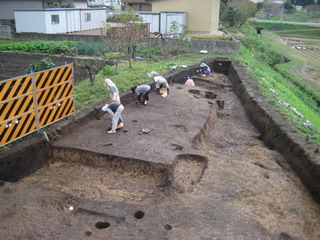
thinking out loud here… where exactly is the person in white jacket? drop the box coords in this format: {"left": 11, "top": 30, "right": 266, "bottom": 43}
{"left": 105, "top": 78, "right": 120, "bottom": 103}
{"left": 154, "top": 76, "right": 170, "bottom": 94}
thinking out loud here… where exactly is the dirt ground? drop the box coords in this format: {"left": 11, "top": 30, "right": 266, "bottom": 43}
{"left": 1, "top": 73, "right": 320, "bottom": 239}
{"left": 0, "top": 52, "right": 95, "bottom": 82}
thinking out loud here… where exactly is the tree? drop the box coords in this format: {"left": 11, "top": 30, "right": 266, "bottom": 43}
{"left": 284, "top": 0, "right": 296, "bottom": 13}
{"left": 52, "top": 2, "right": 60, "bottom": 8}
{"left": 305, "top": 4, "right": 320, "bottom": 13}
{"left": 220, "top": 5, "right": 241, "bottom": 27}
{"left": 261, "top": 3, "right": 281, "bottom": 19}
{"left": 61, "top": 0, "right": 75, "bottom": 8}
{"left": 165, "top": 21, "right": 191, "bottom": 56}
{"left": 229, "top": 0, "right": 257, "bottom": 27}
{"left": 101, "top": 8, "right": 147, "bottom": 69}
{"left": 51, "top": 0, "right": 74, "bottom": 8}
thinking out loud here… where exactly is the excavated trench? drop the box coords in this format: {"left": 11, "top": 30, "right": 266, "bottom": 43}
{"left": 19, "top": 83, "right": 216, "bottom": 204}
{"left": 1, "top": 58, "right": 320, "bottom": 239}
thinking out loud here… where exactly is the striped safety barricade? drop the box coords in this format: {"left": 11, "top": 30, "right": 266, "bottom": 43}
{"left": 0, "top": 64, "right": 75, "bottom": 147}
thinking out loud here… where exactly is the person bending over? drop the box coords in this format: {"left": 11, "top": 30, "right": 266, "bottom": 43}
{"left": 102, "top": 102, "right": 124, "bottom": 134}
{"left": 131, "top": 85, "right": 151, "bottom": 106}
{"left": 154, "top": 76, "right": 170, "bottom": 94}
{"left": 198, "top": 62, "right": 211, "bottom": 77}
{"left": 105, "top": 78, "right": 120, "bottom": 103}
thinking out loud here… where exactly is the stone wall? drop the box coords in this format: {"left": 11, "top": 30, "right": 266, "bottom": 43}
{"left": 0, "top": 25, "right": 13, "bottom": 39}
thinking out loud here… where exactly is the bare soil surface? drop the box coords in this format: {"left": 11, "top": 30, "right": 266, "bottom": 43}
{"left": 0, "top": 52, "right": 93, "bottom": 82}
{"left": 1, "top": 73, "right": 320, "bottom": 239}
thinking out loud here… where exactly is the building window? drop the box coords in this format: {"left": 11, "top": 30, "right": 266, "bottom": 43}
{"left": 51, "top": 15, "right": 59, "bottom": 25}
{"left": 85, "top": 13, "right": 91, "bottom": 22}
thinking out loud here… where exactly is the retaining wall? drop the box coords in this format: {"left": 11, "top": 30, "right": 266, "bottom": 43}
{"left": 3, "top": 32, "right": 240, "bottom": 55}
{"left": 0, "top": 25, "right": 13, "bottom": 39}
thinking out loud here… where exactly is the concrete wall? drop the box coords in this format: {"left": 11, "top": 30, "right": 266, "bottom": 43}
{"left": 147, "top": 38, "right": 240, "bottom": 55}
{"left": 7, "top": 32, "right": 240, "bottom": 55}
{"left": 0, "top": 25, "right": 14, "bottom": 39}
{"left": 0, "top": 0, "right": 42, "bottom": 20}
{"left": 152, "top": 0, "right": 220, "bottom": 33}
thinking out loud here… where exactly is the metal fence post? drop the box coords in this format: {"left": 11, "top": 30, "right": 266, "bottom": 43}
{"left": 31, "top": 70, "right": 40, "bottom": 131}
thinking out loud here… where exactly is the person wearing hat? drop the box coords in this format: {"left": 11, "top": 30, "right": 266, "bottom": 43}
{"left": 102, "top": 102, "right": 124, "bottom": 134}
{"left": 198, "top": 63, "right": 211, "bottom": 76}
{"left": 131, "top": 84, "right": 151, "bottom": 106}
{"left": 154, "top": 76, "right": 170, "bottom": 94}
{"left": 105, "top": 78, "right": 120, "bottom": 103}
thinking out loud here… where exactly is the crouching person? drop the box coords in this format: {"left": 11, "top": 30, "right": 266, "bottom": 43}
{"left": 154, "top": 76, "right": 170, "bottom": 94}
{"left": 131, "top": 85, "right": 151, "bottom": 106}
{"left": 102, "top": 103, "right": 124, "bottom": 134}
{"left": 198, "top": 62, "right": 211, "bottom": 77}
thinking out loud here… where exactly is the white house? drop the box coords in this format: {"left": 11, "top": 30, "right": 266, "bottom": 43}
{"left": 0, "top": 0, "right": 88, "bottom": 21}
{"left": 14, "top": 8, "right": 106, "bottom": 33}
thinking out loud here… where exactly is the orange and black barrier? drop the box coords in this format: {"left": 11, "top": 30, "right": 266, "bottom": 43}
{"left": 0, "top": 64, "right": 75, "bottom": 146}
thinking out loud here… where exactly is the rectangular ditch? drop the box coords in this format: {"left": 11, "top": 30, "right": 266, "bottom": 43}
{"left": 1, "top": 57, "right": 319, "bottom": 203}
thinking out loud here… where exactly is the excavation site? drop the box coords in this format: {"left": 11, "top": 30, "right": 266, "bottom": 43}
{"left": 0, "top": 59, "right": 320, "bottom": 239}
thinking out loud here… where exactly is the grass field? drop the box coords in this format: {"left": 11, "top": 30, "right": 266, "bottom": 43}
{"left": 264, "top": 30, "right": 320, "bottom": 92}
{"left": 276, "top": 29, "right": 320, "bottom": 38}
{"left": 256, "top": 11, "right": 320, "bottom": 23}
{"left": 236, "top": 22, "right": 320, "bottom": 146}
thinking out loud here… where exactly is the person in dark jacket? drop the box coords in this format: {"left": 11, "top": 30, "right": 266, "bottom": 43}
{"left": 131, "top": 84, "right": 151, "bottom": 105}
{"left": 102, "top": 102, "right": 124, "bottom": 134}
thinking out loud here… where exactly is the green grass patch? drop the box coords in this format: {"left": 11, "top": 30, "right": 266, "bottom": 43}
{"left": 276, "top": 29, "right": 320, "bottom": 37}
{"left": 256, "top": 11, "right": 320, "bottom": 22}
{"left": 248, "top": 20, "right": 317, "bottom": 31}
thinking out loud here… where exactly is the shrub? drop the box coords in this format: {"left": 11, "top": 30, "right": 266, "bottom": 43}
{"left": 0, "top": 41, "right": 81, "bottom": 54}
{"left": 58, "top": 45, "right": 78, "bottom": 56}
{"left": 102, "top": 65, "right": 117, "bottom": 76}
{"left": 106, "top": 14, "right": 121, "bottom": 23}
{"left": 27, "top": 58, "right": 56, "bottom": 73}
{"left": 135, "top": 44, "right": 162, "bottom": 61}
{"left": 75, "top": 42, "right": 106, "bottom": 56}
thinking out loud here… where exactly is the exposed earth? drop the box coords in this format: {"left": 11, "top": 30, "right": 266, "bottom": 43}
{"left": 1, "top": 72, "right": 320, "bottom": 239}
{"left": 0, "top": 52, "right": 102, "bottom": 83}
